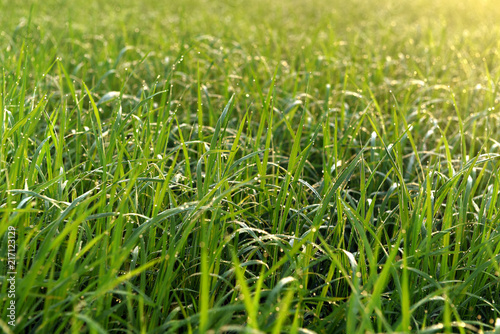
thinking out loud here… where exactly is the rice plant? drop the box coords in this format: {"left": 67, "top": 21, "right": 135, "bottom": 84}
{"left": 1, "top": 0, "right": 500, "bottom": 333}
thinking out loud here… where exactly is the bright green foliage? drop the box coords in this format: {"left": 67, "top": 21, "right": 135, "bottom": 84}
{"left": 1, "top": 0, "right": 500, "bottom": 333}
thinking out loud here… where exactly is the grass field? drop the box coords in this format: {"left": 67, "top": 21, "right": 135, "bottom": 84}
{"left": 1, "top": 0, "right": 500, "bottom": 332}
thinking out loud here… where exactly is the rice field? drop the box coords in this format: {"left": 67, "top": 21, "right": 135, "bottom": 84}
{"left": 1, "top": 0, "right": 500, "bottom": 333}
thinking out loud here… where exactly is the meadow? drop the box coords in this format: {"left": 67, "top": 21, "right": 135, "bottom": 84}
{"left": 1, "top": 0, "right": 500, "bottom": 332}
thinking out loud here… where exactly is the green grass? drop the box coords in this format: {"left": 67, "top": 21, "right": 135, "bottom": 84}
{"left": 1, "top": 0, "right": 500, "bottom": 332}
